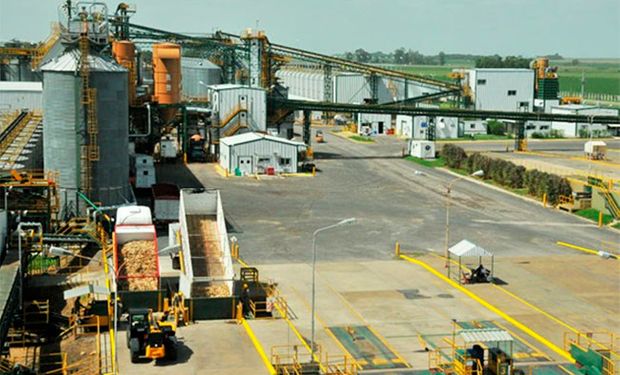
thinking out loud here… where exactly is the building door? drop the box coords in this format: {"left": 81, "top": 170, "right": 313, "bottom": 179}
{"left": 378, "top": 122, "right": 384, "bottom": 134}
{"left": 238, "top": 156, "right": 253, "bottom": 175}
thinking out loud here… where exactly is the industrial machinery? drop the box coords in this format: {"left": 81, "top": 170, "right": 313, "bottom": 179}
{"left": 532, "top": 58, "right": 559, "bottom": 100}
{"left": 126, "top": 308, "right": 177, "bottom": 363}
{"left": 315, "top": 130, "right": 325, "bottom": 143}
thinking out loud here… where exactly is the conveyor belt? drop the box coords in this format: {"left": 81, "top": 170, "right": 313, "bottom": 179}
{"left": 271, "top": 98, "right": 620, "bottom": 124}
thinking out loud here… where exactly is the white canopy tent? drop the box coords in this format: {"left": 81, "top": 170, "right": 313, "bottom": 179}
{"left": 448, "top": 240, "right": 494, "bottom": 283}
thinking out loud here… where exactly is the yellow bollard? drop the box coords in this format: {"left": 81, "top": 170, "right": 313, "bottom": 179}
{"left": 395, "top": 242, "right": 401, "bottom": 257}
{"left": 598, "top": 212, "right": 603, "bottom": 228}
{"left": 542, "top": 193, "right": 547, "bottom": 207}
{"left": 236, "top": 302, "right": 244, "bottom": 324}
{"left": 312, "top": 166, "right": 316, "bottom": 177}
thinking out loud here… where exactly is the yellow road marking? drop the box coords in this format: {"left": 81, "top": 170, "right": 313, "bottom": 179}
{"left": 288, "top": 285, "right": 363, "bottom": 370}
{"left": 556, "top": 241, "right": 600, "bottom": 256}
{"left": 492, "top": 321, "right": 551, "bottom": 360}
{"left": 322, "top": 277, "right": 411, "bottom": 368}
{"left": 491, "top": 284, "right": 579, "bottom": 334}
{"left": 241, "top": 319, "right": 277, "bottom": 375}
{"left": 399, "top": 254, "right": 574, "bottom": 362}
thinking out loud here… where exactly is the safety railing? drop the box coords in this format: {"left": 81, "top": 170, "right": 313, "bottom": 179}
{"left": 565, "top": 331, "right": 618, "bottom": 375}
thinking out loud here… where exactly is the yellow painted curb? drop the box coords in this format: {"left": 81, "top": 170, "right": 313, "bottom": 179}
{"left": 241, "top": 319, "right": 277, "bottom": 375}
{"left": 399, "top": 254, "right": 575, "bottom": 363}
{"left": 556, "top": 241, "right": 600, "bottom": 256}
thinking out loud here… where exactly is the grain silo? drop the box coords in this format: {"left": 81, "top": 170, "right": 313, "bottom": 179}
{"left": 181, "top": 57, "right": 221, "bottom": 99}
{"left": 41, "top": 49, "right": 133, "bottom": 215}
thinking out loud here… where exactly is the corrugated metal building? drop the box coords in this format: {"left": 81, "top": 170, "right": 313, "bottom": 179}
{"left": 181, "top": 57, "right": 221, "bottom": 99}
{"left": 551, "top": 105, "right": 619, "bottom": 137}
{"left": 468, "top": 69, "right": 535, "bottom": 111}
{"left": 358, "top": 113, "right": 392, "bottom": 135}
{"left": 219, "top": 132, "right": 307, "bottom": 174}
{"left": 0, "top": 81, "right": 43, "bottom": 113}
{"left": 208, "top": 84, "right": 267, "bottom": 131}
{"left": 395, "top": 114, "right": 459, "bottom": 139}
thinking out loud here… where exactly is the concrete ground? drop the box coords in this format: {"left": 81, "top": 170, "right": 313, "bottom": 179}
{"left": 126, "top": 131, "right": 620, "bottom": 374}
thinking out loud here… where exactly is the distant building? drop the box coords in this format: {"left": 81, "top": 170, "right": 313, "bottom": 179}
{"left": 219, "top": 132, "right": 307, "bottom": 175}
{"left": 550, "top": 105, "right": 619, "bottom": 137}
{"left": 0, "top": 81, "right": 42, "bottom": 114}
{"left": 465, "top": 68, "right": 535, "bottom": 112}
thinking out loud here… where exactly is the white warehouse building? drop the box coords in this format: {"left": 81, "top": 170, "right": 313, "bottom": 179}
{"left": 550, "top": 105, "right": 619, "bottom": 137}
{"left": 219, "top": 132, "right": 307, "bottom": 175}
{"left": 0, "top": 81, "right": 43, "bottom": 114}
{"left": 467, "top": 69, "right": 535, "bottom": 112}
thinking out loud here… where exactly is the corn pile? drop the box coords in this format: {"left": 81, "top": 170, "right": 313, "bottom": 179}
{"left": 118, "top": 240, "right": 158, "bottom": 291}
{"left": 192, "top": 283, "right": 230, "bottom": 297}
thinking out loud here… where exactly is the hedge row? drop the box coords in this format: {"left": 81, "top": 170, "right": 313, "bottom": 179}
{"left": 442, "top": 144, "right": 572, "bottom": 205}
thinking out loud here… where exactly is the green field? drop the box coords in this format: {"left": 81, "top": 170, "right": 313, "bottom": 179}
{"left": 349, "top": 135, "right": 374, "bottom": 143}
{"left": 383, "top": 59, "right": 620, "bottom": 96}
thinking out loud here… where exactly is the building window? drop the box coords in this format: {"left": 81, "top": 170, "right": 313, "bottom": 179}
{"left": 519, "top": 101, "right": 529, "bottom": 108}
{"left": 540, "top": 126, "right": 549, "bottom": 130}
{"left": 279, "top": 158, "right": 291, "bottom": 165}
{"left": 258, "top": 157, "right": 270, "bottom": 164}
{"left": 507, "top": 90, "right": 517, "bottom": 96}
{"left": 526, "top": 125, "right": 535, "bottom": 130}
{"left": 470, "top": 124, "right": 476, "bottom": 129}
{"left": 477, "top": 79, "right": 487, "bottom": 85}
{"left": 143, "top": 170, "right": 149, "bottom": 175}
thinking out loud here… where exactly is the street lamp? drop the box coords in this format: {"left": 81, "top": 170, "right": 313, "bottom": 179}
{"left": 47, "top": 244, "right": 180, "bottom": 375}
{"left": 310, "top": 217, "right": 356, "bottom": 360}
{"left": 444, "top": 170, "right": 483, "bottom": 270}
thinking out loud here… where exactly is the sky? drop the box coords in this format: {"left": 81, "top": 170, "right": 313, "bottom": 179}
{"left": 1, "top": 0, "right": 619, "bottom": 58}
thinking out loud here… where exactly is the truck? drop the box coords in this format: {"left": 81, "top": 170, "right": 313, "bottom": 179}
{"left": 113, "top": 206, "right": 159, "bottom": 292}
{"left": 151, "top": 183, "right": 180, "bottom": 225}
{"left": 177, "top": 189, "right": 234, "bottom": 298}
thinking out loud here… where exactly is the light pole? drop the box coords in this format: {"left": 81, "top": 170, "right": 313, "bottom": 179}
{"left": 47, "top": 244, "right": 180, "bottom": 375}
{"left": 310, "top": 217, "right": 356, "bottom": 360}
{"left": 444, "top": 170, "right": 483, "bottom": 271}
{"left": 4, "top": 186, "right": 12, "bottom": 211}
{"left": 48, "top": 246, "right": 119, "bottom": 375}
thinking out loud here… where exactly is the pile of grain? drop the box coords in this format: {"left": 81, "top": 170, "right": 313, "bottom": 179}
{"left": 199, "top": 219, "right": 225, "bottom": 276}
{"left": 118, "top": 240, "right": 158, "bottom": 291}
{"left": 192, "top": 283, "right": 230, "bottom": 297}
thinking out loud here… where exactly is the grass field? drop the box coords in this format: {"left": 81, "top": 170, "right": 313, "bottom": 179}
{"left": 575, "top": 208, "right": 614, "bottom": 225}
{"left": 405, "top": 155, "right": 446, "bottom": 168}
{"left": 383, "top": 59, "right": 620, "bottom": 96}
{"left": 349, "top": 135, "right": 374, "bottom": 143}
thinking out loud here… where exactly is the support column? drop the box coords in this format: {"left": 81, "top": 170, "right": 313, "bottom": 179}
{"left": 303, "top": 110, "right": 311, "bottom": 146}
{"left": 369, "top": 74, "right": 379, "bottom": 103}
{"left": 323, "top": 65, "right": 333, "bottom": 124}
{"left": 514, "top": 121, "right": 525, "bottom": 151}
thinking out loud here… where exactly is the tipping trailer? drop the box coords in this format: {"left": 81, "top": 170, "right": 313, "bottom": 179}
{"left": 151, "top": 183, "right": 180, "bottom": 225}
{"left": 113, "top": 206, "right": 160, "bottom": 292}
{"left": 177, "top": 189, "right": 234, "bottom": 298}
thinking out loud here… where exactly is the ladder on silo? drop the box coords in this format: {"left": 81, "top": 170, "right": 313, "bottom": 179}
{"left": 78, "top": 34, "right": 99, "bottom": 197}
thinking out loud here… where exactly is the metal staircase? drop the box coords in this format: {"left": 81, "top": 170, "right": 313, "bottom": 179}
{"left": 78, "top": 34, "right": 99, "bottom": 198}
{"left": 590, "top": 178, "right": 620, "bottom": 219}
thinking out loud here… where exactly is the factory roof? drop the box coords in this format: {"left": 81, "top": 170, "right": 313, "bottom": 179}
{"left": 449, "top": 240, "right": 493, "bottom": 257}
{"left": 221, "top": 132, "right": 306, "bottom": 147}
{"left": 40, "top": 49, "right": 126, "bottom": 72}
{"left": 181, "top": 57, "right": 221, "bottom": 70}
{"left": 208, "top": 83, "right": 265, "bottom": 91}
{"left": 0, "top": 81, "right": 42, "bottom": 92}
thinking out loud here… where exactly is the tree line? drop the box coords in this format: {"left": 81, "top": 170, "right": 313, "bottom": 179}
{"left": 337, "top": 49, "right": 563, "bottom": 68}
{"left": 442, "top": 144, "right": 572, "bottom": 205}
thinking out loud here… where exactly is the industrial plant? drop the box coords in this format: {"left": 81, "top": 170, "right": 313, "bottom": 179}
{"left": 0, "top": 1, "right": 618, "bottom": 375}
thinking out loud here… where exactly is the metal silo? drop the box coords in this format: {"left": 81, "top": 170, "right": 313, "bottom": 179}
{"left": 181, "top": 57, "right": 221, "bottom": 99}
{"left": 41, "top": 49, "right": 133, "bottom": 215}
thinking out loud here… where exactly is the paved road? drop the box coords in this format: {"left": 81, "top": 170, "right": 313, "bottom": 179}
{"left": 173, "top": 132, "right": 618, "bottom": 265}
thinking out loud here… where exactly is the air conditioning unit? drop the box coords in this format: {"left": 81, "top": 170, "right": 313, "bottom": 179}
{"left": 409, "top": 140, "right": 436, "bottom": 159}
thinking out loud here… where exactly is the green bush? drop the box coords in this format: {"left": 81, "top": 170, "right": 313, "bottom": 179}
{"left": 441, "top": 144, "right": 468, "bottom": 169}
{"left": 451, "top": 145, "right": 572, "bottom": 205}
{"left": 486, "top": 120, "right": 506, "bottom": 136}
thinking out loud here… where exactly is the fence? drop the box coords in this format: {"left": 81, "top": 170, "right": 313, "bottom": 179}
{"left": 559, "top": 91, "right": 620, "bottom": 104}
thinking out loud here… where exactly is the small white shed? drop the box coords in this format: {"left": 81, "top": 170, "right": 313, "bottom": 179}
{"left": 219, "top": 132, "right": 307, "bottom": 175}
{"left": 448, "top": 239, "right": 494, "bottom": 284}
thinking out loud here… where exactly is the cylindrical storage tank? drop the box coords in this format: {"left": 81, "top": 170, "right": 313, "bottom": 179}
{"left": 41, "top": 49, "right": 132, "bottom": 214}
{"left": 152, "top": 43, "right": 181, "bottom": 104}
{"left": 181, "top": 57, "right": 221, "bottom": 99}
{"left": 112, "top": 40, "right": 136, "bottom": 104}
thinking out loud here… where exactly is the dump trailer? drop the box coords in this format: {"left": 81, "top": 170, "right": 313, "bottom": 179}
{"left": 114, "top": 206, "right": 160, "bottom": 292}
{"left": 151, "top": 183, "right": 180, "bottom": 225}
{"left": 177, "top": 189, "right": 234, "bottom": 298}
